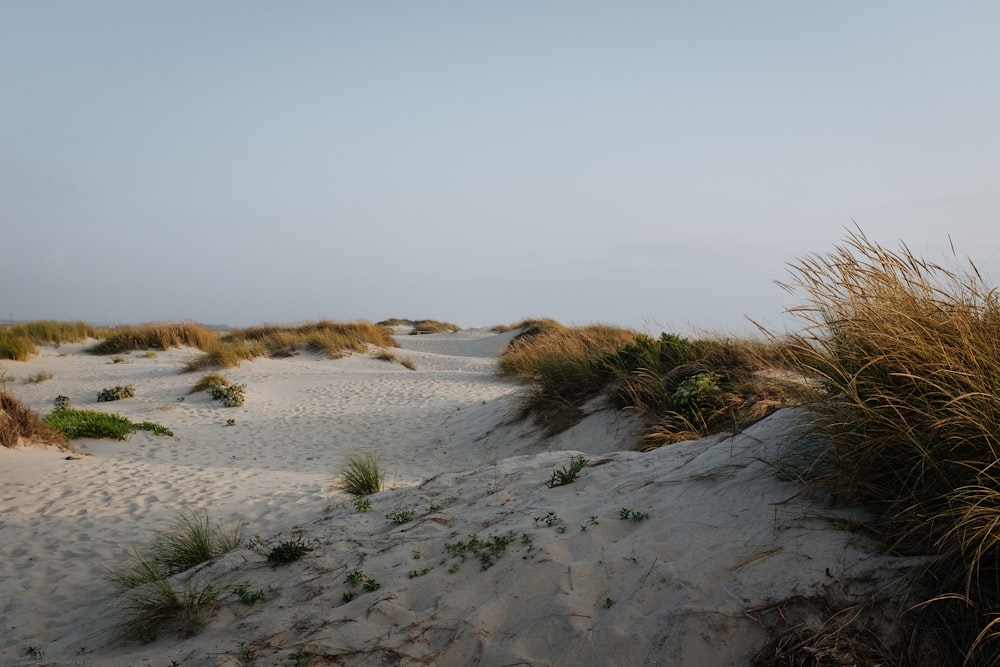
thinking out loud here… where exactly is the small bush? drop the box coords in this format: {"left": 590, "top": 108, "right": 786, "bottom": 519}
{"left": 191, "top": 373, "right": 228, "bottom": 394}
{"left": 98, "top": 385, "right": 135, "bottom": 402}
{"left": 211, "top": 384, "right": 246, "bottom": 408}
{"left": 336, "top": 451, "right": 384, "bottom": 496}
{"left": 54, "top": 395, "right": 70, "bottom": 411}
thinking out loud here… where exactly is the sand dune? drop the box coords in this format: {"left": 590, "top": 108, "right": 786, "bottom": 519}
{"left": 0, "top": 328, "right": 922, "bottom": 665}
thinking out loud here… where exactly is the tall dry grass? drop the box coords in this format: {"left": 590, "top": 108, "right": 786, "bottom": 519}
{"left": 89, "top": 322, "right": 219, "bottom": 355}
{"left": 779, "top": 227, "right": 1000, "bottom": 664}
{"left": 183, "top": 320, "right": 395, "bottom": 371}
{"left": 0, "top": 392, "right": 67, "bottom": 449}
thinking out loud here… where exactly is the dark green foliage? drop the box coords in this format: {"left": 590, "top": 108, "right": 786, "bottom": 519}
{"left": 97, "top": 385, "right": 135, "bottom": 402}
{"left": 545, "top": 456, "right": 588, "bottom": 488}
{"left": 210, "top": 383, "right": 245, "bottom": 407}
{"left": 266, "top": 539, "right": 312, "bottom": 564}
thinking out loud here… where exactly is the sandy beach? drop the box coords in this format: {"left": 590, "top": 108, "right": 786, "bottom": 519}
{"left": 0, "top": 327, "right": 923, "bottom": 666}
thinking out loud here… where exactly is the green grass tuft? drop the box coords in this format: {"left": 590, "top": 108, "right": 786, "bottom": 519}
{"left": 336, "top": 451, "right": 384, "bottom": 497}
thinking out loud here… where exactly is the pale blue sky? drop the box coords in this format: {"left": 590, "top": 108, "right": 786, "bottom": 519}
{"left": 3, "top": 2, "right": 998, "bottom": 334}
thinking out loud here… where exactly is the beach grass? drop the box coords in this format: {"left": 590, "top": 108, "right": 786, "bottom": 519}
{"left": 88, "top": 322, "right": 219, "bottom": 355}
{"left": 183, "top": 320, "right": 395, "bottom": 371}
{"left": 336, "top": 451, "right": 384, "bottom": 496}
{"left": 778, "top": 226, "right": 1000, "bottom": 665}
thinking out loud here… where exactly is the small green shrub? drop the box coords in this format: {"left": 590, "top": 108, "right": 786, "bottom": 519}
{"left": 45, "top": 409, "right": 134, "bottom": 440}
{"left": 353, "top": 497, "right": 373, "bottom": 513}
{"left": 211, "top": 384, "right": 246, "bottom": 407}
{"left": 53, "top": 395, "right": 70, "bottom": 411}
{"left": 97, "top": 385, "right": 135, "bottom": 402}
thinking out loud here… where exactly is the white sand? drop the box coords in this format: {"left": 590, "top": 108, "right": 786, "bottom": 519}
{"left": 0, "top": 328, "right": 923, "bottom": 665}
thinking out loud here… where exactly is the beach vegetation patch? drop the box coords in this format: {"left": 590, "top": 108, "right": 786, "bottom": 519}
{"left": 499, "top": 321, "right": 813, "bottom": 445}
{"left": 0, "top": 392, "right": 67, "bottom": 448}
{"left": 335, "top": 451, "right": 384, "bottom": 497}
{"left": 45, "top": 408, "right": 172, "bottom": 440}
{"left": 22, "top": 370, "right": 53, "bottom": 383}
{"left": 97, "top": 385, "right": 135, "bottom": 402}
{"left": 0, "top": 332, "right": 36, "bottom": 361}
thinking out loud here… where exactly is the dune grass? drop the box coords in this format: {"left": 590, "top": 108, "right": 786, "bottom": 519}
{"left": 183, "top": 320, "right": 395, "bottom": 371}
{"left": 88, "top": 322, "right": 219, "bottom": 355}
{"left": 105, "top": 511, "right": 243, "bottom": 641}
{"left": 776, "top": 227, "right": 1000, "bottom": 665}
{"left": 0, "top": 392, "right": 67, "bottom": 449}
{"left": 335, "top": 451, "right": 384, "bottom": 497}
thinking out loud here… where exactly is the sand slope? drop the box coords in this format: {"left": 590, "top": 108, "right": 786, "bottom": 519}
{"left": 0, "top": 329, "right": 922, "bottom": 665}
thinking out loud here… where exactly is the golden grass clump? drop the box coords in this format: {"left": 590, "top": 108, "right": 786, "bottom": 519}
{"left": 779, "top": 226, "right": 1000, "bottom": 664}
{"left": 0, "top": 392, "right": 67, "bottom": 449}
{"left": 89, "top": 322, "right": 219, "bottom": 355}
{"left": 182, "top": 320, "right": 395, "bottom": 371}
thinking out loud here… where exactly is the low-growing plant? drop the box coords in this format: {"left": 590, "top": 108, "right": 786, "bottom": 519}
{"left": 546, "top": 456, "right": 588, "bottom": 488}
{"left": 231, "top": 584, "right": 265, "bottom": 606}
{"left": 23, "top": 370, "right": 53, "bottom": 383}
{"left": 191, "top": 373, "right": 229, "bottom": 394}
{"left": 336, "top": 451, "right": 384, "bottom": 496}
{"left": 386, "top": 509, "right": 413, "bottom": 525}
{"left": 445, "top": 531, "right": 518, "bottom": 571}
{"left": 45, "top": 409, "right": 171, "bottom": 440}
{"left": 110, "top": 355, "right": 129, "bottom": 364}
{"left": 266, "top": 538, "right": 312, "bottom": 564}
{"left": 618, "top": 508, "right": 650, "bottom": 522}
{"left": 211, "top": 383, "right": 246, "bottom": 407}
{"left": 353, "top": 497, "right": 373, "bottom": 513}
{"left": 53, "top": 395, "right": 70, "bottom": 411}
{"left": 97, "top": 385, "right": 135, "bottom": 402}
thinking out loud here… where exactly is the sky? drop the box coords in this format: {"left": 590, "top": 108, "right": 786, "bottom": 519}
{"left": 2, "top": 2, "right": 998, "bottom": 335}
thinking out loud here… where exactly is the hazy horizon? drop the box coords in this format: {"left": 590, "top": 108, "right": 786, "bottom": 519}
{"left": 3, "top": 3, "right": 998, "bottom": 336}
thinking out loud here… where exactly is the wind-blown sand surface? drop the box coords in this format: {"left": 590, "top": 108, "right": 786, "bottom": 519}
{"left": 0, "top": 328, "right": 923, "bottom": 665}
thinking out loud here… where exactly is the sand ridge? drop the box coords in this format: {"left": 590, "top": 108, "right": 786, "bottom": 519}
{"left": 0, "top": 329, "right": 922, "bottom": 665}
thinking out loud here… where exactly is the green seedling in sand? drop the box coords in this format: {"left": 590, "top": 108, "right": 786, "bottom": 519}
{"left": 265, "top": 538, "right": 312, "bottom": 564}
{"left": 545, "top": 456, "right": 588, "bottom": 488}
{"left": 386, "top": 509, "right": 413, "bottom": 524}
{"left": 619, "top": 508, "right": 650, "bottom": 522}
{"left": 232, "top": 584, "right": 265, "bottom": 606}
{"left": 353, "top": 497, "right": 373, "bottom": 513}
{"left": 342, "top": 571, "right": 380, "bottom": 601}
{"left": 445, "top": 531, "right": 518, "bottom": 571}
{"left": 533, "top": 512, "right": 561, "bottom": 528}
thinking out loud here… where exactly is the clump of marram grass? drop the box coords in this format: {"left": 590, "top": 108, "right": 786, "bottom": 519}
{"left": 0, "top": 321, "right": 99, "bottom": 360}
{"left": 182, "top": 320, "right": 395, "bottom": 371}
{"left": 0, "top": 392, "right": 67, "bottom": 449}
{"left": 104, "top": 511, "right": 244, "bottom": 642}
{"left": 777, "top": 226, "right": 1000, "bottom": 665}
{"left": 335, "top": 451, "right": 384, "bottom": 496}
{"left": 89, "top": 322, "right": 219, "bottom": 355}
